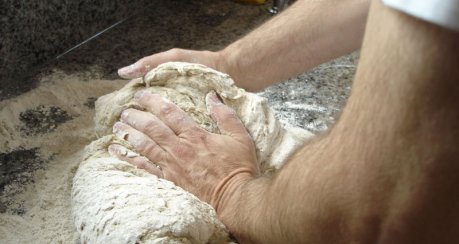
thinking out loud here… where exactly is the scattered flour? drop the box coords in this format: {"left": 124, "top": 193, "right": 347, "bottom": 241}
{"left": 0, "top": 71, "right": 126, "bottom": 243}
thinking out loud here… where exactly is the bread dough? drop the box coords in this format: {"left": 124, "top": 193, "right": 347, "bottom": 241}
{"left": 72, "top": 62, "right": 313, "bottom": 243}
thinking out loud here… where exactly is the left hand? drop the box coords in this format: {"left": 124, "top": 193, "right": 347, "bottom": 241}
{"left": 117, "top": 49, "right": 224, "bottom": 80}
{"left": 108, "top": 90, "right": 259, "bottom": 215}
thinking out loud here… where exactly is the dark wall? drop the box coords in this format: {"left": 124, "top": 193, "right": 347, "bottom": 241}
{"left": 0, "top": 0, "right": 151, "bottom": 99}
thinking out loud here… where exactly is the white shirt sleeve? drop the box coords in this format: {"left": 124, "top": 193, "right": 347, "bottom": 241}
{"left": 382, "top": 0, "right": 459, "bottom": 32}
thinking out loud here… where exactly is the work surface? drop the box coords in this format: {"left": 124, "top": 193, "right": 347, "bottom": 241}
{"left": 0, "top": 1, "right": 356, "bottom": 242}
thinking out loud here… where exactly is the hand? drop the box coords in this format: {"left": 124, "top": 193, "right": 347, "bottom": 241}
{"left": 118, "top": 48, "right": 225, "bottom": 79}
{"left": 108, "top": 90, "right": 259, "bottom": 216}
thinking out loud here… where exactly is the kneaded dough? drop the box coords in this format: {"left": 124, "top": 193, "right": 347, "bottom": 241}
{"left": 72, "top": 62, "right": 313, "bottom": 243}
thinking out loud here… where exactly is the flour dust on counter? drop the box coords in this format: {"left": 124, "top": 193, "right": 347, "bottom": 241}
{"left": 0, "top": 70, "right": 126, "bottom": 243}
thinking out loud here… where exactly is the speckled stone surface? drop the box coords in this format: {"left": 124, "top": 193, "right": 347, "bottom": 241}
{"left": 0, "top": 0, "right": 149, "bottom": 99}
{"left": 259, "top": 53, "right": 357, "bottom": 133}
{"left": 0, "top": 0, "right": 270, "bottom": 100}
{"left": 51, "top": 0, "right": 271, "bottom": 79}
{"left": 0, "top": 0, "right": 357, "bottom": 213}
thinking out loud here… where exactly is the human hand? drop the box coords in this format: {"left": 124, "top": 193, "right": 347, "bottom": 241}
{"left": 108, "top": 90, "right": 259, "bottom": 216}
{"left": 118, "top": 48, "right": 225, "bottom": 79}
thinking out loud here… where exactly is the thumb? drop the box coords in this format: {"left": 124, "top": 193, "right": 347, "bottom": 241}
{"left": 118, "top": 50, "right": 174, "bottom": 79}
{"left": 118, "top": 60, "right": 152, "bottom": 79}
{"left": 206, "top": 91, "right": 250, "bottom": 142}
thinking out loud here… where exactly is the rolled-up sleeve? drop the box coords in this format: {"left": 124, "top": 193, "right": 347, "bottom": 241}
{"left": 382, "top": 0, "right": 459, "bottom": 32}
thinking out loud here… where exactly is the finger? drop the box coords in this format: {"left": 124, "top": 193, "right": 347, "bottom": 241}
{"left": 205, "top": 91, "right": 251, "bottom": 142}
{"left": 134, "top": 91, "right": 199, "bottom": 135}
{"left": 118, "top": 49, "right": 189, "bottom": 79}
{"left": 120, "top": 108, "right": 178, "bottom": 148}
{"left": 108, "top": 144, "right": 163, "bottom": 178}
{"left": 113, "top": 122, "right": 166, "bottom": 164}
{"left": 118, "top": 61, "right": 152, "bottom": 79}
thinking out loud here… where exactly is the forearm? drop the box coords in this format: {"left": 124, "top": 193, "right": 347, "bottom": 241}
{"left": 220, "top": 0, "right": 459, "bottom": 243}
{"left": 118, "top": 0, "right": 369, "bottom": 88}
{"left": 221, "top": 135, "right": 362, "bottom": 243}
{"left": 219, "top": 0, "right": 370, "bottom": 91}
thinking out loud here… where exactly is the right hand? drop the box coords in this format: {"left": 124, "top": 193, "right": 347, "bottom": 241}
{"left": 108, "top": 90, "right": 258, "bottom": 222}
{"left": 117, "top": 48, "right": 225, "bottom": 79}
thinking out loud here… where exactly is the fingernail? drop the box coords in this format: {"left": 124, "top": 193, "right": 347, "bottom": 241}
{"left": 113, "top": 122, "right": 129, "bottom": 140}
{"left": 121, "top": 110, "right": 129, "bottom": 120}
{"left": 113, "top": 121, "right": 122, "bottom": 130}
{"left": 118, "top": 64, "right": 137, "bottom": 77}
{"left": 134, "top": 90, "right": 148, "bottom": 100}
{"left": 126, "top": 150, "right": 139, "bottom": 158}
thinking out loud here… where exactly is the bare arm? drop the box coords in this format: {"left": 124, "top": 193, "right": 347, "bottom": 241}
{"left": 220, "top": 0, "right": 369, "bottom": 91}
{"left": 118, "top": 0, "right": 370, "bottom": 91}
{"left": 221, "top": 1, "right": 459, "bottom": 243}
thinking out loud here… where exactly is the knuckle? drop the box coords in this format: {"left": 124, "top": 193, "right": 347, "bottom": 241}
{"left": 183, "top": 127, "right": 206, "bottom": 140}
{"left": 138, "top": 93, "right": 153, "bottom": 105}
{"left": 170, "top": 48, "right": 183, "bottom": 53}
{"left": 137, "top": 57, "right": 155, "bottom": 72}
{"left": 169, "top": 48, "right": 183, "bottom": 58}
{"left": 173, "top": 143, "right": 194, "bottom": 160}
{"left": 136, "top": 160, "right": 147, "bottom": 170}
{"left": 143, "top": 118, "right": 158, "bottom": 132}
{"left": 129, "top": 135, "right": 146, "bottom": 150}
{"left": 136, "top": 59, "right": 148, "bottom": 70}
{"left": 140, "top": 141, "right": 155, "bottom": 155}
{"left": 137, "top": 58, "right": 147, "bottom": 66}
{"left": 143, "top": 124, "right": 169, "bottom": 142}
{"left": 142, "top": 126, "right": 165, "bottom": 142}
{"left": 220, "top": 108, "right": 238, "bottom": 121}
{"left": 154, "top": 132, "right": 169, "bottom": 142}
{"left": 142, "top": 143, "right": 163, "bottom": 161}
{"left": 160, "top": 102, "right": 175, "bottom": 116}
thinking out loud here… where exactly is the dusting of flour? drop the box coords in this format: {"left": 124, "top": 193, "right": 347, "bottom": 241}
{"left": 0, "top": 70, "right": 126, "bottom": 243}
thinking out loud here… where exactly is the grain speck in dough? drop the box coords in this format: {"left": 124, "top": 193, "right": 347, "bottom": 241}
{"left": 72, "top": 62, "right": 313, "bottom": 243}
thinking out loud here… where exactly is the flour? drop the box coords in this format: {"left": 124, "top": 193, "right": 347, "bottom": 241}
{"left": 0, "top": 71, "right": 126, "bottom": 243}
{"left": 72, "top": 62, "right": 313, "bottom": 243}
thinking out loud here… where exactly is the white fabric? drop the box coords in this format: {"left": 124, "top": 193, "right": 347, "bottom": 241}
{"left": 382, "top": 0, "right": 459, "bottom": 32}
